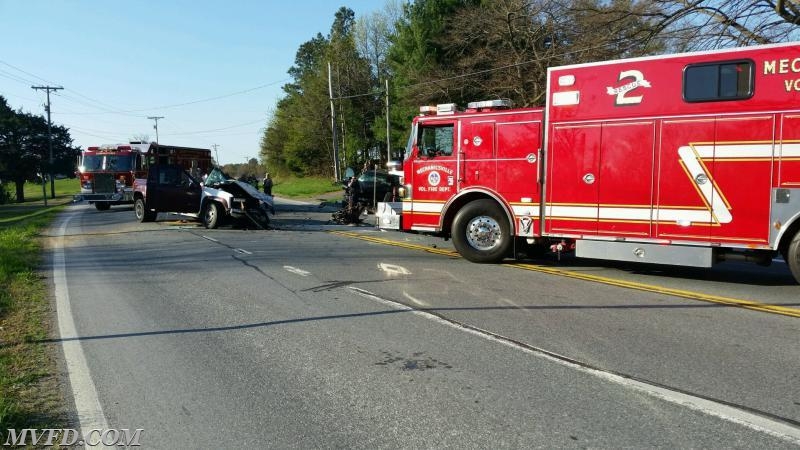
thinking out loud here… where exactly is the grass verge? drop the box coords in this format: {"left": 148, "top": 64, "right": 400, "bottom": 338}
{"left": 272, "top": 175, "right": 342, "bottom": 199}
{"left": 0, "top": 181, "right": 74, "bottom": 443}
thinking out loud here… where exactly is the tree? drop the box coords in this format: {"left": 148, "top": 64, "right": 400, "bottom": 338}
{"left": 354, "top": 1, "right": 403, "bottom": 80}
{"left": 261, "top": 8, "right": 378, "bottom": 178}
{"left": 622, "top": 0, "right": 800, "bottom": 51}
{"left": 0, "top": 96, "right": 79, "bottom": 202}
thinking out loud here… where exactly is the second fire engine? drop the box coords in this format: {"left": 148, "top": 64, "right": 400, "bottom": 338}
{"left": 377, "top": 41, "right": 800, "bottom": 284}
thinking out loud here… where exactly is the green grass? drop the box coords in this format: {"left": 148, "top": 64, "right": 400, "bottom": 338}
{"left": 0, "top": 179, "right": 77, "bottom": 223}
{"left": 272, "top": 175, "right": 342, "bottom": 198}
{"left": 0, "top": 184, "right": 71, "bottom": 441}
{"left": 21, "top": 177, "right": 78, "bottom": 202}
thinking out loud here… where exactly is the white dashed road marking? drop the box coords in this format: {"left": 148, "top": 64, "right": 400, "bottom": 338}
{"left": 283, "top": 266, "right": 311, "bottom": 277}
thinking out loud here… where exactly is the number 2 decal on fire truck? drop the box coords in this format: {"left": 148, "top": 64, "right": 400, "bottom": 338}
{"left": 606, "top": 69, "right": 651, "bottom": 106}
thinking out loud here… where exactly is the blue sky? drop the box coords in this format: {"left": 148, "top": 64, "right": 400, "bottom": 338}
{"left": 0, "top": 0, "right": 383, "bottom": 165}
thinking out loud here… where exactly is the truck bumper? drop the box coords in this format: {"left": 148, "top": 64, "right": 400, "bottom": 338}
{"left": 73, "top": 189, "right": 133, "bottom": 203}
{"left": 375, "top": 202, "right": 402, "bottom": 229}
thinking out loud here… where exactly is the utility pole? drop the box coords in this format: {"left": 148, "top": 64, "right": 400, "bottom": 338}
{"left": 147, "top": 116, "right": 164, "bottom": 145}
{"left": 31, "top": 85, "right": 63, "bottom": 200}
{"left": 328, "top": 62, "right": 341, "bottom": 182}
{"left": 385, "top": 79, "right": 391, "bottom": 164}
{"left": 211, "top": 144, "right": 220, "bottom": 166}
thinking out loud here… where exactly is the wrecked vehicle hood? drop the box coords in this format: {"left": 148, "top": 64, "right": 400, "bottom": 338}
{"left": 203, "top": 168, "right": 274, "bottom": 210}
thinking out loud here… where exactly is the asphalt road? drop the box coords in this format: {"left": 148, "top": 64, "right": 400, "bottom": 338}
{"left": 47, "top": 200, "right": 800, "bottom": 448}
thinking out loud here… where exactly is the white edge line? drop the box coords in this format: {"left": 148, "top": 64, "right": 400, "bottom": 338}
{"left": 201, "top": 235, "right": 218, "bottom": 242}
{"left": 347, "top": 286, "right": 800, "bottom": 444}
{"left": 234, "top": 248, "right": 252, "bottom": 255}
{"left": 54, "top": 211, "right": 114, "bottom": 449}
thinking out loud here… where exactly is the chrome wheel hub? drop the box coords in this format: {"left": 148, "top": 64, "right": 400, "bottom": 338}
{"left": 465, "top": 215, "right": 501, "bottom": 251}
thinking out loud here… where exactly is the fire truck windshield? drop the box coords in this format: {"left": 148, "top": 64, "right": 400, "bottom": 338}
{"left": 82, "top": 154, "right": 134, "bottom": 172}
{"left": 404, "top": 123, "right": 416, "bottom": 160}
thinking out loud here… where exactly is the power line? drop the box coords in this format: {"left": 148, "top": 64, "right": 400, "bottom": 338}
{"left": 0, "top": 68, "right": 38, "bottom": 86}
{"left": 0, "top": 60, "right": 54, "bottom": 84}
{"left": 2, "top": 59, "right": 288, "bottom": 115}
{"left": 162, "top": 118, "right": 265, "bottom": 136}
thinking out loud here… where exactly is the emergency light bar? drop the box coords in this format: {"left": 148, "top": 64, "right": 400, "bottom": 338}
{"left": 419, "top": 105, "right": 437, "bottom": 115}
{"left": 437, "top": 103, "right": 456, "bottom": 114}
{"left": 466, "top": 99, "right": 513, "bottom": 110}
{"left": 419, "top": 103, "right": 460, "bottom": 115}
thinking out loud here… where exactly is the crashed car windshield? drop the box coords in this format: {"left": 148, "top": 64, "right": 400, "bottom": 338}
{"left": 204, "top": 167, "right": 230, "bottom": 186}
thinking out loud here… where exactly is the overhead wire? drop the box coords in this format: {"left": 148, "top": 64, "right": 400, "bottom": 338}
{"left": 162, "top": 118, "right": 266, "bottom": 136}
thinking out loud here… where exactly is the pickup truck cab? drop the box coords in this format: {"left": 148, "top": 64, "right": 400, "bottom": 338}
{"left": 133, "top": 165, "right": 273, "bottom": 229}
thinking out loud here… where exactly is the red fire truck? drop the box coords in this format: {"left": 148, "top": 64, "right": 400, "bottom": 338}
{"left": 376, "top": 41, "right": 800, "bottom": 283}
{"left": 76, "top": 142, "right": 212, "bottom": 210}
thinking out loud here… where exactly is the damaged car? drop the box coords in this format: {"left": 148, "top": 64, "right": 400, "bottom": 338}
{"left": 133, "top": 165, "right": 273, "bottom": 229}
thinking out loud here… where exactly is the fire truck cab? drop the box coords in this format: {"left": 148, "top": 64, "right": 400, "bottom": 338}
{"left": 377, "top": 42, "right": 800, "bottom": 284}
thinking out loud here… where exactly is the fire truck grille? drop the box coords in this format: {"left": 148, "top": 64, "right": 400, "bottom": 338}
{"left": 93, "top": 173, "right": 115, "bottom": 193}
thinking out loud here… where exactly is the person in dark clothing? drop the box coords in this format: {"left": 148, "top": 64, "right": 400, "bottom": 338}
{"left": 262, "top": 173, "right": 273, "bottom": 196}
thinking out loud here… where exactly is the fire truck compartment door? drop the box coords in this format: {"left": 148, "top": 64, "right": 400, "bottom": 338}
{"left": 597, "top": 121, "right": 655, "bottom": 237}
{"left": 545, "top": 123, "right": 600, "bottom": 234}
{"left": 461, "top": 121, "right": 496, "bottom": 191}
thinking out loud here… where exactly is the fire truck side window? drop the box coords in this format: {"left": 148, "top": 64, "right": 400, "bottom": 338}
{"left": 683, "top": 60, "right": 753, "bottom": 102}
{"left": 418, "top": 125, "right": 454, "bottom": 157}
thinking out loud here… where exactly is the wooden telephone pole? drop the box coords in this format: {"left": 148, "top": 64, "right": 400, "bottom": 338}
{"left": 31, "top": 85, "right": 63, "bottom": 200}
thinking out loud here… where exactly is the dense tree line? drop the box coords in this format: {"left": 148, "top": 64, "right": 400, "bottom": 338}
{"left": 0, "top": 96, "right": 80, "bottom": 203}
{"left": 260, "top": 0, "right": 800, "bottom": 179}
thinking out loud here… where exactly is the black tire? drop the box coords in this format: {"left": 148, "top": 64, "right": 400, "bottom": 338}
{"left": 134, "top": 198, "right": 155, "bottom": 222}
{"left": 785, "top": 231, "right": 800, "bottom": 285}
{"left": 451, "top": 199, "right": 512, "bottom": 263}
{"left": 94, "top": 202, "right": 111, "bottom": 211}
{"left": 203, "top": 201, "right": 221, "bottom": 229}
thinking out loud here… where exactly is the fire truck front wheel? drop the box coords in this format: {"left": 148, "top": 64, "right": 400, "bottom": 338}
{"left": 452, "top": 199, "right": 512, "bottom": 263}
{"left": 134, "top": 198, "right": 156, "bottom": 222}
{"left": 785, "top": 231, "right": 800, "bottom": 284}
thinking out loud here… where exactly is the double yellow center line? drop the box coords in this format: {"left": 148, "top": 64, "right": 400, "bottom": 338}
{"left": 330, "top": 230, "right": 800, "bottom": 319}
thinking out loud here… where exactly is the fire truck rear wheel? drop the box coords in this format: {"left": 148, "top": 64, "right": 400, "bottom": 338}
{"left": 134, "top": 198, "right": 155, "bottom": 222}
{"left": 204, "top": 202, "right": 221, "bottom": 229}
{"left": 786, "top": 231, "right": 800, "bottom": 284}
{"left": 94, "top": 202, "right": 111, "bottom": 211}
{"left": 452, "top": 199, "right": 511, "bottom": 263}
